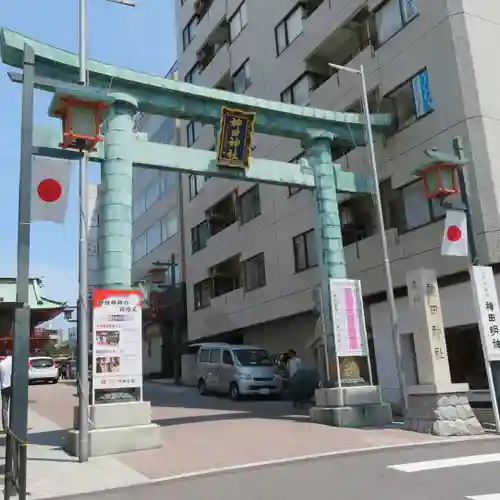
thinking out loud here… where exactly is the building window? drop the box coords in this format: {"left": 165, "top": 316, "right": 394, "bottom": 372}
{"left": 189, "top": 174, "right": 206, "bottom": 199}
{"left": 186, "top": 121, "right": 202, "bottom": 146}
{"left": 232, "top": 59, "right": 251, "bottom": 93}
{"left": 160, "top": 171, "right": 177, "bottom": 194}
{"left": 239, "top": 185, "right": 261, "bottom": 224}
{"left": 182, "top": 16, "right": 198, "bottom": 50}
{"left": 229, "top": 1, "right": 248, "bottom": 41}
{"left": 185, "top": 63, "right": 202, "bottom": 84}
{"left": 194, "top": 279, "right": 212, "bottom": 310}
{"left": 162, "top": 210, "right": 178, "bottom": 241}
{"left": 375, "top": 0, "right": 418, "bottom": 46}
{"left": 145, "top": 178, "right": 160, "bottom": 210}
{"left": 281, "top": 73, "right": 315, "bottom": 106}
{"left": 146, "top": 221, "right": 162, "bottom": 252}
{"left": 150, "top": 118, "right": 177, "bottom": 145}
{"left": 133, "top": 231, "right": 147, "bottom": 262}
{"left": 288, "top": 153, "right": 305, "bottom": 196}
{"left": 399, "top": 180, "right": 445, "bottom": 232}
{"left": 293, "top": 229, "right": 318, "bottom": 272}
{"left": 275, "top": 5, "right": 304, "bottom": 55}
{"left": 191, "top": 220, "right": 209, "bottom": 253}
{"left": 132, "top": 192, "right": 146, "bottom": 221}
{"left": 243, "top": 253, "right": 266, "bottom": 292}
{"left": 384, "top": 69, "right": 434, "bottom": 132}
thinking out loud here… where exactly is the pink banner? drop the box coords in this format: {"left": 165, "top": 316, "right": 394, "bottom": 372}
{"left": 344, "top": 287, "right": 359, "bottom": 351}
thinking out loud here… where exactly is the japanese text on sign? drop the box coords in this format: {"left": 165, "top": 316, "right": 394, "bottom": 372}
{"left": 92, "top": 289, "right": 143, "bottom": 391}
{"left": 406, "top": 268, "right": 451, "bottom": 386}
{"left": 216, "top": 107, "right": 255, "bottom": 168}
{"left": 329, "top": 279, "right": 368, "bottom": 357}
{"left": 471, "top": 266, "right": 500, "bottom": 361}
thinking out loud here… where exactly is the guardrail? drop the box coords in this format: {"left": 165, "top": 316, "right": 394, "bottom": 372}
{"left": 3, "top": 428, "right": 28, "bottom": 499}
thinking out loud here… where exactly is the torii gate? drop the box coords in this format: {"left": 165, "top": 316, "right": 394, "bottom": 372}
{"left": 1, "top": 27, "right": 393, "bottom": 460}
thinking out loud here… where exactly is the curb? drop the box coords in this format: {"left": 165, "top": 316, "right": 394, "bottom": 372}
{"left": 149, "top": 433, "right": 500, "bottom": 485}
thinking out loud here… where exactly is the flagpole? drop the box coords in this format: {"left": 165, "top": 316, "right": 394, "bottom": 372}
{"left": 77, "top": 0, "right": 90, "bottom": 463}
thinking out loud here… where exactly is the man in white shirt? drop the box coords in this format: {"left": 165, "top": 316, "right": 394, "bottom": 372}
{"left": 287, "top": 349, "right": 302, "bottom": 379}
{"left": 287, "top": 349, "right": 305, "bottom": 408}
{"left": 0, "top": 353, "right": 13, "bottom": 431}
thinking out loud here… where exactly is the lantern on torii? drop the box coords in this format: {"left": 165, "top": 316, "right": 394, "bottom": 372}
{"left": 413, "top": 147, "right": 468, "bottom": 200}
{"left": 48, "top": 88, "right": 115, "bottom": 152}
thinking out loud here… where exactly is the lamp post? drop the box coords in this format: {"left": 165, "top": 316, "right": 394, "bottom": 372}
{"left": 328, "top": 62, "right": 407, "bottom": 413}
{"left": 76, "top": 0, "right": 135, "bottom": 463}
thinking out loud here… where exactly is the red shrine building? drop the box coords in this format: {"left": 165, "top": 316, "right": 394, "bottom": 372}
{"left": 0, "top": 277, "right": 66, "bottom": 355}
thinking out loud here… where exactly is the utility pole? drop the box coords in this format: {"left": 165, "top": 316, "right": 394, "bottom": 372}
{"left": 329, "top": 62, "right": 407, "bottom": 413}
{"left": 77, "top": 0, "right": 90, "bottom": 463}
{"left": 5, "top": 43, "right": 35, "bottom": 500}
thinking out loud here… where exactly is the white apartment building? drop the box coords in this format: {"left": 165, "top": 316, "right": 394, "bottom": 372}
{"left": 133, "top": 0, "right": 500, "bottom": 403}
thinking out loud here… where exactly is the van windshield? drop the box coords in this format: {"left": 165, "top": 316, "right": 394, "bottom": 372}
{"left": 234, "top": 349, "right": 272, "bottom": 367}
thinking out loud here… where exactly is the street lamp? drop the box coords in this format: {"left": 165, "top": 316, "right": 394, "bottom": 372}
{"left": 328, "top": 62, "right": 407, "bottom": 413}
{"left": 76, "top": 0, "right": 136, "bottom": 464}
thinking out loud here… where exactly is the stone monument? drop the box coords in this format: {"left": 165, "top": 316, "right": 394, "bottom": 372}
{"left": 404, "top": 268, "right": 483, "bottom": 435}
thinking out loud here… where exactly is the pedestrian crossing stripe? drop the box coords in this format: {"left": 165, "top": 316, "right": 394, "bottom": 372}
{"left": 467, "top": 495, "right": 500, "bottom": 500}
{"left": 388, "top": 453, "right": 500, "bottom": 472}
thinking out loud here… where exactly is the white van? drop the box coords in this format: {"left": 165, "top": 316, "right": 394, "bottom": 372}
{"left": 196, "top": 343, "right": 282, "bottom": 400}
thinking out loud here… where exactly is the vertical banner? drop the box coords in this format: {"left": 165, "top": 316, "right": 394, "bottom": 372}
{"left": 92, "top": 289, "right": 143, "bottom": 392}
{"left": 471, "top": 266, "right": 500, "bottom": 362}
{"left": 329, "top": 279, "right": 369, "bottom": 357}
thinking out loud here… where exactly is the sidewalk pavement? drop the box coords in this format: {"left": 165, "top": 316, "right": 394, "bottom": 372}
{"left": 1, "top": 407, "right": 150, "bottom": 499}
{"left": 20, "top": 382, "right": 500, "bottom": 499}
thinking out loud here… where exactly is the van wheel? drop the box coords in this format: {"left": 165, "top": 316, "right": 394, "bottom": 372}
{"left": 229, "top": 382, "right": 240, "bottom": 401}
{"left": 198, "top": 379, "right": 207, "bottom": 396}
{"left": 51, "top": 378, "right": 58, "bottom": 384}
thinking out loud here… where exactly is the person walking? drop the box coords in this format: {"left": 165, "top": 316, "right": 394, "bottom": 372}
{"left": 286, "top": 349, "right": 303, "bottom": 408}
{"left": 0, "top": 352, "right": 13, "bottom": 431}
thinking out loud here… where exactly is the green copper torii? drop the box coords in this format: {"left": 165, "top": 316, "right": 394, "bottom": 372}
{"left": 0, "top": 27, "right": 394, "bottom": 448}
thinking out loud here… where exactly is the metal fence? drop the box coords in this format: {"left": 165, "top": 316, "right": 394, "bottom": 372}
{"left": 3, "top": 429, "right": 28, "bottom": 499}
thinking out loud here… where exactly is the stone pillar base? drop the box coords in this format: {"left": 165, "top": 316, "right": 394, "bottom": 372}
{"left": 63, "top": 401, "right": 162, "bottom": 457}
{"left": 404, "top": 383, "right": 484, "bottom": 436}
{"left": 310, "top": 385, "right": 393, "bottom": 428}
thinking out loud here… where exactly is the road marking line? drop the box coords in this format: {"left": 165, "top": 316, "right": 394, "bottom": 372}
{"left": 148, "top": 434, "right": 499, "bottom": 484}
{"left": 467, "top": 495, "right": 500, "bottom": 500}
{"left": 389, "top": 453, "right": 500, "bottom": 472}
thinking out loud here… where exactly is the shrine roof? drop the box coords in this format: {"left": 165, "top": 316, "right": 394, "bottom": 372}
{"left": 0, "top": 278, "right": 66, "bottom": 309}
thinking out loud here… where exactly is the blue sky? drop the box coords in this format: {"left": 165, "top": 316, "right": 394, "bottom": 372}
{"left": 0, "top": 0, "right": 176, "bottom": 330}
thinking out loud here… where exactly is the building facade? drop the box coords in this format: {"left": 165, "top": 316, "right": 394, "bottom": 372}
{"left": 133, "top": 0, "right": 500, "bottom": 402}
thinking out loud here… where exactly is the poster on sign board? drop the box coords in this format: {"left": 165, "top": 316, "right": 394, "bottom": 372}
{"left": 92, "top": 289, "right": 143, "bottom": 391}
{"left": 470, "top": 266, "right": 500, "bottom": 362}
{"left": 329, "top": 278, "right": 369, "bottom": 358}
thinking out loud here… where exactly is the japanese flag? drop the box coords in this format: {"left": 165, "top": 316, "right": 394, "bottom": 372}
{"left": 441, "top": 209, "right": 468, "bottom": 257}
{"left": 31, "top": 157, "right": 72, "bottom": 224}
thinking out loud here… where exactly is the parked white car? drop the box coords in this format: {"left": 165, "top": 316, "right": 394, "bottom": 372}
{"left": 29, "top": 357, "right": 59, "bottom": 384}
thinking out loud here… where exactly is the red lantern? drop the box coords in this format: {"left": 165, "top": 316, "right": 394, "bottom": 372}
{"left": 413, "top": 148, "right": 468, "bottom": 200}
{"left": 49, "top": 90, "right": 114, "bottom": 152}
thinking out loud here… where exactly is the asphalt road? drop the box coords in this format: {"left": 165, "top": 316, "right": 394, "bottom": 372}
{"left": 52, "top": 437, "right": 500, "bottom": 500}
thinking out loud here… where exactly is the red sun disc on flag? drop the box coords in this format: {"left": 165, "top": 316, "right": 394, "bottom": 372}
{"left": 447, "top": 225, "right": 462, "bottom": 242}
{"left": 37, "top": 178, "right": 62, "bottom": 203}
